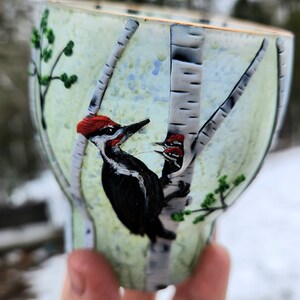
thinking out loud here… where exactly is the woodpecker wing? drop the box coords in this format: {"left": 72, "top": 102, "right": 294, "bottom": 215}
{"left": 101, "top": 151, "right": 165, "bottom": 239}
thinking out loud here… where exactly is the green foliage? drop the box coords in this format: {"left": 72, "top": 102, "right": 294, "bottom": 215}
{"left": 171, "top": 210, "right": 192, "bottom": 222}
{"left": 201, "top": 193, "right": 216, "bottom": 209}
{"left": 172, "top": 174, "right": 246, "bottom": 224}
{"left": 46, "top": 29, "right": 55, "bottom": 44}
{"left": 60, "top": 73, "right": 78, "bottom": 88}
{"left": 42, "top": 48, "right": 53, "bottom": 62}
{"left": 39, "top": 75, "right": 50, "bottom": 86}
{"left": 215, "top": 175, "right": 230, "bottom": 194}
{"left": 233, "top": 174, "right": 246, "bottom": 187}
{"left": 30, "top": 9, "right": 78, "bottom": 129}
{"left": 31, "top": 28, "right": 40, "bottom": 48}
{"left": 64, "top": 41, "right": 74, "bottom": 56}
{"left": 41, "top": 8, "right": 49, "bottom": 32}
{"left": 171, "top": 211, "right": 185, "bottom": 222}
{"left": 193, "top": 215, "right": 205, "bottom": 224}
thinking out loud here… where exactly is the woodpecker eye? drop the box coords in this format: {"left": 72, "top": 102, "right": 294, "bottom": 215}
{"left": 100, "top": 126, "right": 119, "bottom": 135}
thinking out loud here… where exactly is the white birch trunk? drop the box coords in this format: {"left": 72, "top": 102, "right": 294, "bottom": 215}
{"left": 146, "top": 24, "right": 204, "bottom": 291}
{"left": 70, "top": 19, "right": 139, "bottom": 249}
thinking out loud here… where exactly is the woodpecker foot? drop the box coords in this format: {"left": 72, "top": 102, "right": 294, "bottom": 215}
{"left": 156, "top": 228, "right": 176, "bottom": 241}
{"left": 160, "top": 176, "right": 171, "bottom": 188}
{"left": 178, "top": 181, "right": 190, "bottom": 197}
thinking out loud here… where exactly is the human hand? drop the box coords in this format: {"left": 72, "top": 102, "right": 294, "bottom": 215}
{"left": 61, "top": 242, "right": 230, "bottom": 300}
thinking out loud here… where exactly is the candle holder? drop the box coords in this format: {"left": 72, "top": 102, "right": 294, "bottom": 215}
{"left": 29, "top": 1, "right": 294, "bottom": 291}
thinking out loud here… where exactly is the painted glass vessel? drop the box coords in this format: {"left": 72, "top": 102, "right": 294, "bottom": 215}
{"left": 29, "top": 1, "right": 294, "bottom": 291}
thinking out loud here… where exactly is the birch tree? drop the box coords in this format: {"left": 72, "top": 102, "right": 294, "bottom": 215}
{"left": 70, "top": 19, "right": 139, "bottom": 249}
{"left": 146, "top": 24, "right": 204, "bottom": 291}
{"left": 146, "top": 33, "right": 268, "bottom": 290}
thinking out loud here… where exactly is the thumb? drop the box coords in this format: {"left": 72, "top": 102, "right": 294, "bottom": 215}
{"left": 174, "top": 242, "right": 230, "bottom": 300}
{"left": 61, "top": 249, "right": 120, "bottom": 300}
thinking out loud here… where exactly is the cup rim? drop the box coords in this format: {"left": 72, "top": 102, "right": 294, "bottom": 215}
{"left": 48, "top": 0, "right": 293, "bottom": 38}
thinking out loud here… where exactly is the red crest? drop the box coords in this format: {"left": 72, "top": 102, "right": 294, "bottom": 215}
{"left": 77, "top": 115, "right": 119, "bottom": 136}
{"left": 166, "top": 134, "right": 185, "bottom": 145}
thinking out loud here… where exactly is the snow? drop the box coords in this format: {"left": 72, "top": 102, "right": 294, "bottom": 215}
{"left": 10, "top": 171, "right": 67, "bottom": 227}
{"left": 26, "top": 254, "right": 67, "bottom": 300}
{"left": 0, "top": 223, "right": 61, "bottom": 251}
{"left": 24, "top": 147, "right": 300, "bottom": 299}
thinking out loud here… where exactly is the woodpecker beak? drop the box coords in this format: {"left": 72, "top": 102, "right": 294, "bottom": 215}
{"left": 156, "top": 141, "right": 166, "bottom": 147}
{"left": 154, "top": 150, "right": 164, "bottom": 156}
{"left": 122, "top": 119, "right": 150, "bottom": 138}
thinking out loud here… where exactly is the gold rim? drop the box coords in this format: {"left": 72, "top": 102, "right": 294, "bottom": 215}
{"left": 48, "top": 0, "right": 293, "bottom": 37}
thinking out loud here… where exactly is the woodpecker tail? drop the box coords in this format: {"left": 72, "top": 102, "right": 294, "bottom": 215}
{"left": 147, "top": 218, "right": 176, "bottom": 243}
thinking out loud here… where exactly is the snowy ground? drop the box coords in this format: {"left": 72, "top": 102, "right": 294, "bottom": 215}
{"left": 24, "top": 146, "right": 300, "bottom": 300}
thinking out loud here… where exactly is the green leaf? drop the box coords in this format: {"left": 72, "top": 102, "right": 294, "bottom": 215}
{"left": 201, "top": 193, "right": 216, "bottom": 208}
{"left": 64, "top": 81, "right": 72, "bottom": 89}
{"left": 41, "top": 9, "right": 49, "bottom": 32}
{"left": 60, "top": 73, "right": 68, "bottom": 82}
{"left": 215, "top": 175, "right": 230, "bottom": 194}
{"left": 42, "top": 48, "right": 53, "bottom": 62}
{"left": 43, "top": 9, "right": 49, "bottom": 19}
{"left": 46, "top": 29, "right": 55, "bottom": 44}
{"left": 31, "top": 28, "right": 40, "bottom": 48}
{"left": 60, "top": 73, "right": 78, "bottom": 88}
{"left": 171, "top": 212, "right": 185, "bottom": 222}
{"left": 69, "top": 75, "right": 78, "bottom": 84}
{"left": 64, "top": 40, "right": 75, "bottom": 56}
{"left": 39, "top": 75, "right": 50, "bottom": 86}
{"left": 193, "top": 215, "right": 205, "bottom": 224}
{"left": 67, "top": 40, "right": 74, "bottom": 49}
{"left": 233, "top": 174, "right": 246, "bottom": 187}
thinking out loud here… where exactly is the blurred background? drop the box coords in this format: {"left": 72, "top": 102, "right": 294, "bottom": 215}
{"left": 0, "top": 0, "right": 299, "bottom": 299}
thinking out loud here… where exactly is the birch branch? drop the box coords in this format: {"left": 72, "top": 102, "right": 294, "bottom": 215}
{"left": 194, "top": 38, "right": 268, "bottom": 155}
{"left": 70, "top": 19, "right": 139, "bottom": 249}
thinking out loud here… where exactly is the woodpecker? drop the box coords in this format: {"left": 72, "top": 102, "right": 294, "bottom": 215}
{"left": 157, "top": 134, "right": 185, "bottom": 185}
{"left": 157, "top": 134, "right": 185, "bottom": 149}
{"left": 155, "top": 146, "right": 184, "bottom": 181}
{"left": 77, "top": 115, "right": 176, "bottom": 243}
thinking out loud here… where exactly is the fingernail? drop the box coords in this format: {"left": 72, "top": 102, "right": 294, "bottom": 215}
{"left": 69, "top": 266, "right": 85, "bottom": 296}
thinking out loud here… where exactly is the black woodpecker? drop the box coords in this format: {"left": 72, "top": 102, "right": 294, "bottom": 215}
{"left": 77, "top": 115, "right": 176, "bottom": 243}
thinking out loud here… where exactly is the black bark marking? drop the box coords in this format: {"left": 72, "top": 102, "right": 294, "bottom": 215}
{"left": 171, "top": 90, "right": 189, "bottom": 94}
{"left": 127, "top": 9, "right": 139, "bottom": 15}
{"left": 199, "top": 18, "right": 210, "bottom": 24}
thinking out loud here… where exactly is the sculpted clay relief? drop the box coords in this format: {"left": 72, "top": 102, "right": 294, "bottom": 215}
{"left": 30, "top": 2, "right": 293, "bottom": 290}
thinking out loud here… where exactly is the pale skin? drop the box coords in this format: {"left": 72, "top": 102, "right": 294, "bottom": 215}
{"left": 62, "top": 242, "right": 230, "bottom": 300}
